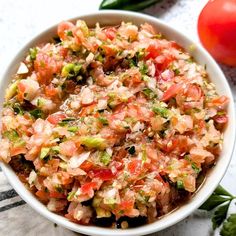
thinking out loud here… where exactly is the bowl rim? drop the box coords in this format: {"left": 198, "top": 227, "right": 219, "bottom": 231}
{"left": 0, "top": 10, "right": 235, "bottom": 236}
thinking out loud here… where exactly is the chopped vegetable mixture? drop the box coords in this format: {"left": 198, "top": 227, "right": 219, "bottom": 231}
{"left": 0, "top": 20, "right": 229, "bottom": 228}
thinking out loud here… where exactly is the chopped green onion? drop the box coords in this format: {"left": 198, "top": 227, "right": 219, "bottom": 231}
{"left": 66, "top": 30, "right": 73, "bottom": 36}
{"left": 29, "top": 47, "right": 38, "bottom": 61}
{"left": 67, "top": 126, "right": 79, "bottom": 132}
{"left": 29, "top": 109, "right": 43, "bottom": 119}
{"left": 80, "top": 136, "right": 107, "bottom": 150}
{"left": 192, "top": 163, "right": 201, "bottom": 174}
{"left": 40, "top": 147, "right": 50, "bottom": 159}
{"left": 142, "top": 88, "right": 156, "bottom": 99}
{"left": 12, "top": 103, "right": 24, "bottom": 115}
{"left": 5, "top": 80, "right": 19, "bottom": 100}
{"left": 3, "top": 130, "right": 19, "bottom": 142}
{"left": 51, "top": 146, "right": 60, "bottom": 154}
{"left": 152, "top": 106, "right": 169, "bottom": 118}
{"left": 67, "top": 191, "right": 75, "bottom": 201}
{"left": 61, "top": 63, "right": 82, "bottom": 78}
{"left": 100, "top": 151, "right": 111, "bottom": 165}
{"left": 139, "top": 62, "right": 148, "bottom": 75}
{"left": 98, "top": 116, "right": 109, "bottom": 125}
{"left": 58, "top": 117, "right": 76, "bottom": 126}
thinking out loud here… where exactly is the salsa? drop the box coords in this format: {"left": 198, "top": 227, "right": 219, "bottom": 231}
{"left": 0, "top": 20, "right": 228, "bottom": 228}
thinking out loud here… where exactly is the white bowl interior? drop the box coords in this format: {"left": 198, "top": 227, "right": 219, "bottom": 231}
{"left": 0, "top": 11, "right": 235, "bottom": 236}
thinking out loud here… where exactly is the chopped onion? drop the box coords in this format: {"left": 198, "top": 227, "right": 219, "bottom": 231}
{"left": 28, "top": 170, "right": 37, "bottom": 185}
{"left": 17, "top": 62, "right": 29, "bottom": 74}
{"left": 69, "top": 151, "right": 90, "bottom": 169}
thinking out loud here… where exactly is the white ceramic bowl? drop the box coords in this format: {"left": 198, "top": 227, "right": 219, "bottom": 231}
{"left": 0, "top": 10, "right": 235, "bottom": 236}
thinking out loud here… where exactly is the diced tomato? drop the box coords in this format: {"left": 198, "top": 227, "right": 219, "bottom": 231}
{"left": 64, "top": 80, "right": 77, "bottom": 93}
{"left": 89, "top": 168, "right": 115, "bottom": 181}
{"left": 80, "top": 161, "right": 94, "bottom": 172}
{"left": 58, "top": 46, "right": 69, "bottom": 58}
{"left": 34, "top": 52, "right": 62, "bottom": 84}
{"left": 59, "top": 141, "right": 77, "bottom": 157}
{"left": 184, "top": 84, "right": 203, "bottom": 101}
{"left": 208, "top": 95, "right": 229, "bottom": 107}
{"left": 162, "top": 83, "right": 183, "bottom": 101}
{"left": 104, "top": 27, "right": 117, "bottom": 40}
{"left": 119, "top": 200, "right": 134, "bottom": 210}
{"left": 127, "top": 104, "right": 154, "bottom": 122}
{"left": 114, "top": 148, "right": 127, "bottom": 161}
{"left": 57, "top": 21, "right": 75, "bottom": 40}
{"left": 56, "top": 171, "right": 72, "bottom": 185}
{"left": 110, "top": 161, "right": 124, "bottom": 171}
{"left": 10, "top": 146, "right": 27, "bottom": 156}
{"left": 49, "top": 191, "right": 66, "bottom": 199}
{"left": 17, "top": 82, "right": 26, "bottom": 101}
{"left": 128, "top": 159, "right": 142, "bottom": 175}
{"left": 213, "top": 114, "right": 228, "bottom": 124}
{"left": 45, "top": 84, "right": 58, "bottom": 98}
{"left": 79, "top": 104, "right": 96, "bottom": 117}
{"left": 36, "top": 190, "right": 49, "bottom": 202}
{"left": 80, "top": 182, "right": 97, "bottom": 194}
{"left": 145, "top": 41, "right": 160, "bottom": 60}
{"left": 47, "top": 113, "right": 67, "bottom": 125}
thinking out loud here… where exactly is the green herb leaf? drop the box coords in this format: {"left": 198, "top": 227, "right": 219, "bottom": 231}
{"left": 212, "top": 202, "right": 230, "bottom": 230}
{"left": 29, "top": 109, "right": 43, "bottom": 119}
{"left": 214, "top": 186, "right": 233, "bottom": 198}
{"left": 128, "top": 146, "right": 135, "bottom": 155}
{"left": 220, "top": 214, "right": 236, "bottom": 236}
{"left": 176, "top": 180, "right": 184, "bottom": 190}
{"left": 13, "top": 103, "right": 24, "bottom": 115}
{"left": 66, "top": 30, "right": 73, "bottom": 36}
{"left": 199, "top": 194, "right": 231, "bottom": 211}
{"left": 58, "top": 117, "right": 76, "bottom": 126}
{"left": 191, "top": 162, "right": 201, "bottom": 174}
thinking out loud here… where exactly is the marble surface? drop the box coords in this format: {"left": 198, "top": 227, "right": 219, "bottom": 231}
{"left": 0, "top": 0, "right": 236, "bottom": 235}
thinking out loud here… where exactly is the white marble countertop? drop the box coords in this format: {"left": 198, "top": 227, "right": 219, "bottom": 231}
{"left": 0, "top": 0, "right": 236, "bottom": 235}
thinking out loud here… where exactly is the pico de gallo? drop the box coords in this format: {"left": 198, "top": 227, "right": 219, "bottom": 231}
{"left": 0, "top": 20, "right": 229, "bottom": 228}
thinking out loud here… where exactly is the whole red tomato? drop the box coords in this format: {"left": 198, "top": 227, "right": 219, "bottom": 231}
{"left": 198, "top": 0, "right": 236, "bottom": 66}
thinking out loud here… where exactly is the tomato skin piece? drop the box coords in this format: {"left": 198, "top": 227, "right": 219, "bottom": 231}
{"left": 198, "top": 0, "right": 236, "bottom": 66}
{"left": 89, "top": 168, "right": 115, "bottom": 181}
{"left": 45, "top": 84, "right": 58, "bottom": 99}
{"left": 80, "top": 161, "right": 94, "bottom": 172}
{"left": 104, "top": 27, "right": 117, "bottom": 40}
{"left": 128, "top": 159, "right": 142, "bottom": 175}
{"left": 145, "top": 42, "right": 160, "bottom": 60}
{"left": 207, "top": 95, "right": 229, "bottom": 108}
{"left": 80, "top": 182, "right": 98, "bottom": 194}
{"left": 58, "top": 21, "right": 74, "bottom": 40}
{"left": 213, "top": 114, "right": 228, "bottom": 124}
{"left": 47, "top": 113, "right": 67, "bottom": 125}
{"left": 162, "top": 83, "right": 183, "bottom": 101}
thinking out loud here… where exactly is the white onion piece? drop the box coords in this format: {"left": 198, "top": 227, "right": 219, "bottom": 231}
{"left": 17, "top": 62, "right": 29, "bottom": 74}
{"left": 69, "top": 152, "right": 90, "bottom": 169}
